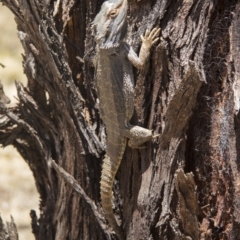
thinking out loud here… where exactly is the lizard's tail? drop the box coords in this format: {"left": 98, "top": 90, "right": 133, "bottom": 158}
{"left": 100, "top": 140, "right": 126, "bottom": 240}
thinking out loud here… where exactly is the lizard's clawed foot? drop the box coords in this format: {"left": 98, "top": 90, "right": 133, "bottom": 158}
{"left": 141, "top": 27, "right": 161, "bottom": 48}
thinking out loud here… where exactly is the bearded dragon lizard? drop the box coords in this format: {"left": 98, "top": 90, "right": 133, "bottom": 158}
{"left": 92, "top": 0, "right": 160, "bottom": 239}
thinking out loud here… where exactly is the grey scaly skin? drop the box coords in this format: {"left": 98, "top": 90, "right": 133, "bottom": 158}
{"left": 92, "top": 0, "right": 160, "bottom": 239}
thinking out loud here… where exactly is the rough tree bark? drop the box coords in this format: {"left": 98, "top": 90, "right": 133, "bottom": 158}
{"left": 0, "top": 216, "right": 19, "bottom": 240}
{"left": 0, "top": 0, "right": 240, "bottom": 239}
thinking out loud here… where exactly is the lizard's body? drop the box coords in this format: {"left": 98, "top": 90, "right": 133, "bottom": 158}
{"left": 93, "top": 1, "right": 160, "bottom": 239}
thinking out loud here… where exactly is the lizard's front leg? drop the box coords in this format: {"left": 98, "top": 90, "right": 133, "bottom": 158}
{"left": 127, "top": 27, "right": 160, "bottom": 69}
{"left": 122, "top": 27, "right": 160, "bottom": 148}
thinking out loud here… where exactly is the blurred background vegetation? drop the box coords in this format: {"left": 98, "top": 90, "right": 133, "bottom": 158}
{"left": 0, "top": 5, "right": 39, "bottom": 240}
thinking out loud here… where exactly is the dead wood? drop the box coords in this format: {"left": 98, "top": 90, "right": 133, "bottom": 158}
{"left": 0, "top": 0, "right": 240, "bottom": 239}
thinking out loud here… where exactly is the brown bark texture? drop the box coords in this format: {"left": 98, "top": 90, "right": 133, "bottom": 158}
{"left": 0, "top": 215, "right": 19, "bottom": 240}
{"left": 0, "top": 0, "right": 240, "bottom": 239}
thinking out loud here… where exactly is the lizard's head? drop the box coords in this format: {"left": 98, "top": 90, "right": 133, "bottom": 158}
{"left": 92, "top": 0, "right": 128, "bottom": 49}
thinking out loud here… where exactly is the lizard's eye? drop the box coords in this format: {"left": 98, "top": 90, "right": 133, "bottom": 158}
{"left": 108, "top": 9, "right": 118, "bottom": 18}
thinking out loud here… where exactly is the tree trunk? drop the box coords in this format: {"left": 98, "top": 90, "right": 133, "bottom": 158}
{"left": 0, "top": 216, "right": 19, "bottom": 240}
{"left": 0, "top": 0, "right": 240, "bottom": 239}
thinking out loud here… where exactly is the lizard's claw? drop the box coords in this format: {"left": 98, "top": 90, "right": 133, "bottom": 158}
{"left": 141, "top": 27, "right": 161, "bottom": 49}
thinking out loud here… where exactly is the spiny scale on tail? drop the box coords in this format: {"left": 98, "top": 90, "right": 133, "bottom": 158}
{"left": 92, "top": 0, "right": 160, "bottom": 239}
{"left": 100, "top": 139, "right": 126, "bottom": 240}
